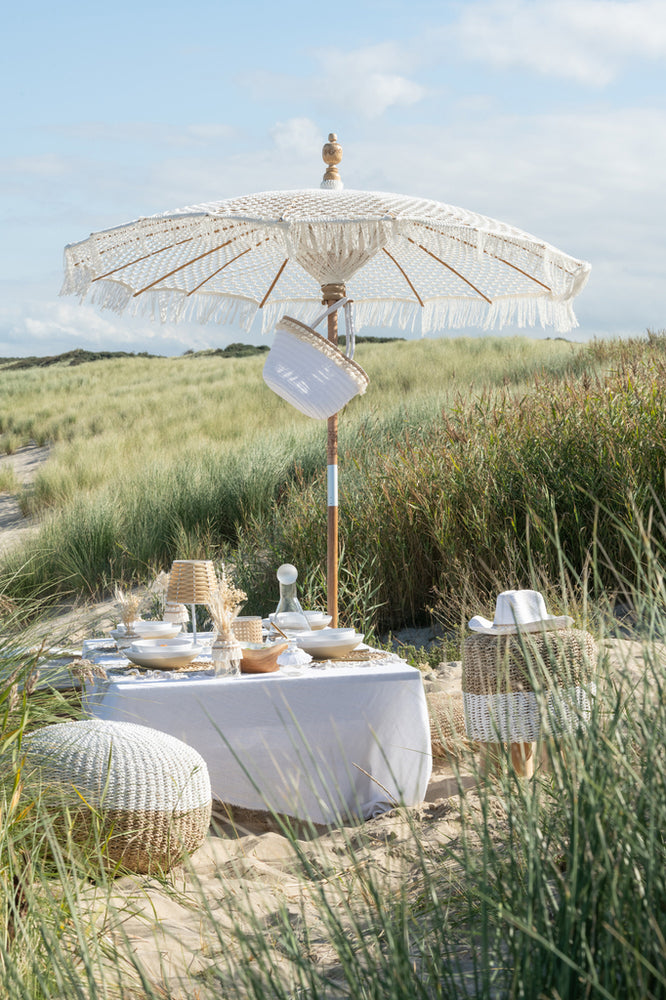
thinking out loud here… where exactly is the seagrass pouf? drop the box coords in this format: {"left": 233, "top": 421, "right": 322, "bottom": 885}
{"left": 462, "top": 629, "right": 597, "bottom": 776}
{"left": 18, "top": 719, "right": 212, "bottom": 873}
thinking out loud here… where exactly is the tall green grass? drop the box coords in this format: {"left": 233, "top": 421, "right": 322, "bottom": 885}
{"left": 2, "top": 516, "right": 665, "bottom": 998}
{"left": 2, "top": 334, "right": 666, "bottom": 997}
{"left": 1, "top": 336, "right": 587, "bottom": 614}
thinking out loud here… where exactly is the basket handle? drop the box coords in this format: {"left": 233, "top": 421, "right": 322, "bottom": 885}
{"left": 311, "top": 297, "right": 357, "bottom": 360}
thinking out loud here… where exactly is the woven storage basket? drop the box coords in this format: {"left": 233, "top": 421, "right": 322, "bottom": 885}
{"left": 232, "top": 616, "right": 263, "bottom": 644}
{"left": 263, "top": 316, "right": 369, "bottom": 420}
{"left": 462, "top": 629, "right": 597, "bottom": 743}
{"left": 18, "top": 719, "right": 212, "bottom": 873}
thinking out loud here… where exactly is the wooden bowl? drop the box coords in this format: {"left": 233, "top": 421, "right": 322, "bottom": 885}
{"left": 240, "top": 642, "right": 289, "bottom": 674}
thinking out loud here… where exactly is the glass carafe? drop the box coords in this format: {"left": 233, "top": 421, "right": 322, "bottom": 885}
{"left": 273, "top": 564, "right": 310, "bottom": 632}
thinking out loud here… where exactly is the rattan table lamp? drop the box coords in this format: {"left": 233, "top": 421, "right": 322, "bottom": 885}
{"left": 166, "top": 560, "right": 217, "bottom": 644}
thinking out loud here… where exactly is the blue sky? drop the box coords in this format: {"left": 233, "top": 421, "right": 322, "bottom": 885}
{"left": 2, "top": 0, "right": 665, "bottom": 356}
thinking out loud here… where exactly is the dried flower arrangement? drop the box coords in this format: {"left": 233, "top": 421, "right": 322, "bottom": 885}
{"left": 114, "top": 585, "right": 142, "bottom": 629}
{"left": 206, "top": 566, "right": 247, "bottom": 635}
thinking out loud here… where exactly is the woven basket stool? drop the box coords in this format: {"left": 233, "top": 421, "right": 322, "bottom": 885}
{"left": 18, "top": 719, "right": 212, "bottom": 873}
{"left": 462, "top": 629, "right": 597, "bottom": 777}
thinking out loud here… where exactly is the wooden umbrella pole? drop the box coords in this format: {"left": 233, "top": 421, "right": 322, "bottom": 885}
{"left": 325, "top": 294, "right": 340, "bottom": 627}
{"left": 320, "top": 135, "right": 345, "bottom": 628}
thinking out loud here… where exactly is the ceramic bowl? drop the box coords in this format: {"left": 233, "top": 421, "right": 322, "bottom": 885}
{"left": 110, "top": 621, "right": 182, "bottom": 641}
{"left": 303, "top": 611, "right": 333, "bottom": 630}
{"left": 125, "top": 638, "right": 201, "bottom": 670}
{"left": 293, "top": 629, "right": 364, "bottom": 660}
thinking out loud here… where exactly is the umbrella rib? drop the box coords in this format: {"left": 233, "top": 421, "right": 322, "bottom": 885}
{"left": 411, "top": 240, "right": 493, "bottom": 304}
{"left": 259, "top": 259, "right": 289, "bottom": 308}
{"left": 91, "top": 236, "right": 196, "bottom": 281}
{"left": 411, "top": 223, "right": 553, "bottom": 291}
{"left": 91, "top": 224, "right": 261, "bottom": 284}
{"left": 382, "top": 248, "right": 424, "bottom": 307}
{"left": 131, "top": 238, "right": 250, "bottom": 297}
{"left": 186, "top": 242, "right": 268, "bottom": 296}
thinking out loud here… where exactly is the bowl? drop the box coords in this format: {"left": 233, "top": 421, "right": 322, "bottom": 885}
{"left": 110, "top": 621, "right": 183, "bottom": 641}
{"left": 240, "top": 641, "right": 289, "bottom": 674}
{"left": 294, "top": 629, "right": 364, "bottom": 660}
{"left": 125, "top": 638, "right": 202, "bottom": 670}
{"left": 303, "top": 611, "right": 333, "bottom": 630}
{"left": 268, "top": 612, "right": 311, "bottom": 632}
{"left": 132, "top": 621, "right": 183, "bottom": 639}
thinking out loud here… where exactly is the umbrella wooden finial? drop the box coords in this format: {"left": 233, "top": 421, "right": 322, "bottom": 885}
{"left": 321, "top": 133, "right": 343, "bottom": 189}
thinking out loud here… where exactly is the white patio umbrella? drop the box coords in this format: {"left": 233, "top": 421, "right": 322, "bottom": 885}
{"left": 62, "top": 134, "right": 591, "bottom": 624}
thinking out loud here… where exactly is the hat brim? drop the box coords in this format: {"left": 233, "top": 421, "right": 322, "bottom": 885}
{"left": 468, "top": 615, "right": 573, "bottom": 635}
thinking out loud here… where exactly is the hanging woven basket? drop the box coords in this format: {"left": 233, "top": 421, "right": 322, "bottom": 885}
{"left": 263, "top": 316, "right": 369, "bottom": 420}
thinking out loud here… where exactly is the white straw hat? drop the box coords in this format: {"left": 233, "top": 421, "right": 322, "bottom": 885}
{"left": 468, "top": 589, "right": 573, "bottom": 635}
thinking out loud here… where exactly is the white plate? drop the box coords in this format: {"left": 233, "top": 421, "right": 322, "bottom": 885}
{"left": 294, "top": 631, "right": 364, "bottom": 659}
{"left": 125, "top": 638, "right": 201, "bottom": 669}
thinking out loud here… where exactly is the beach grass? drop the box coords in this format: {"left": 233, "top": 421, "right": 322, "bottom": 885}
{"left": 2, "top": 539, "right": 665, "bottom": 998}
{"left": 2, "top": 333, "right": 666, "bottom": 997}
{"left": 2, "top": 333, "right": 653, "bottom": 623}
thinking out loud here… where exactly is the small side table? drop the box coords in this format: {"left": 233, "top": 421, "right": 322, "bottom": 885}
{"left": 462, "top": 629, "right": 597, "bottom": 777}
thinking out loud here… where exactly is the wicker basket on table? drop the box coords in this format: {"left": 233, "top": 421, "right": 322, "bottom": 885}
{"left": 15, "top": 719, "right": 212, "bottom": 873}
{"left": 231, "top": 616, "right": 263, "bottom": 644}
{"left": 462, "top": 628, "right": 597, "bottom": 775}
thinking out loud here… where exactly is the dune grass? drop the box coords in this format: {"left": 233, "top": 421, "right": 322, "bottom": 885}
{"left": 2, "top": 519, "right": 665, "bottom": 998}
{"left": 2, "top": 333, "right": 666, "bottom": 997}
{"left": 3, "top": 332, "right": 666, "bottom": 636}
{"left": 0, "top": 335, "right": 586, "bottom": 610}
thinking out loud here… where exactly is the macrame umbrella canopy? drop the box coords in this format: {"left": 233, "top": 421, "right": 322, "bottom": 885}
{"left": 61, "top": 134, "right": 590, "bottom": 626}
{"left": 62, "top": 162, "right": 590, "bottom": 337}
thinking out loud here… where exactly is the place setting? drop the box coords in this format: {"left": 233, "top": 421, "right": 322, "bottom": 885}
{"left": 88, "top": 560, "right": 387, "bottom": 686}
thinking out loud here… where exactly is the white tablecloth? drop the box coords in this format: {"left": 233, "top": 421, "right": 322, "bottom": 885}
{"left": 82, "top": 639, "right": 432, "bottom": 825}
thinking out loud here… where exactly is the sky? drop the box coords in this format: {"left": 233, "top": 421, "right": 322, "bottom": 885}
{"left": 1, "top": 0, "right": 665, "bottom": 357}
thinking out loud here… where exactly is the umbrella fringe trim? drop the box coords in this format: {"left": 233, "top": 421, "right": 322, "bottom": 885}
{"left": 61, "top": 271, "right": 581, "bottom": 336}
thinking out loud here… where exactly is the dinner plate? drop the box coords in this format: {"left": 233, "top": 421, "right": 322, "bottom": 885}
{"left": 294, "top": 630, "right": 364, "bottom": 659}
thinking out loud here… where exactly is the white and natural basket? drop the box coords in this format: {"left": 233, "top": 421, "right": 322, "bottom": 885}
{"left": 263, "top": 315, "right": 369, "bottom": 420}
{"left": 462, "top": 629, "right": 597, "bottom": 743}
{"left": 17, "top": 719, "right": 212, "bottom": 873}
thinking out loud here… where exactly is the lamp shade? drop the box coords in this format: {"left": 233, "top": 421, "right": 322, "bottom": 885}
{"left": 166, "top": 560, "right": 217, "bottom": 605}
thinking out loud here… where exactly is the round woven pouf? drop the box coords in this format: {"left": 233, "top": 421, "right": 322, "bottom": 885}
{"left": 19, "top": 719, "right": 212, "bottom": 873}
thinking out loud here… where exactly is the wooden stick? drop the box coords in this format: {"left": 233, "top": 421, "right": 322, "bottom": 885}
{"left": 382, "top": 248, "right": 425, "bottom": 306}
{"left": 259, "top": 259, "right": 288, "bottom": 308}
{"left": 269, "top": 620, "right": 290, "bottom": 640}
{"left": 326, "top": 302, "right": 339, "bottom": 628}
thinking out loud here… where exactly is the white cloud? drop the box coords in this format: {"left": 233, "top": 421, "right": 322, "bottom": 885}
{"left": 241, "top": 42, "right": 428, "bottom": 120}
{"left": 311, "top": 42, "right": 428, "bottom": 117}
{"left": 270, "top": 118, "right": 323, "bottom": 157}
{"left": 456, "top": 0, "right": 666, "bottom": 84}
{"left": 0, "top": 294, "right": 251, "bottom": 358}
